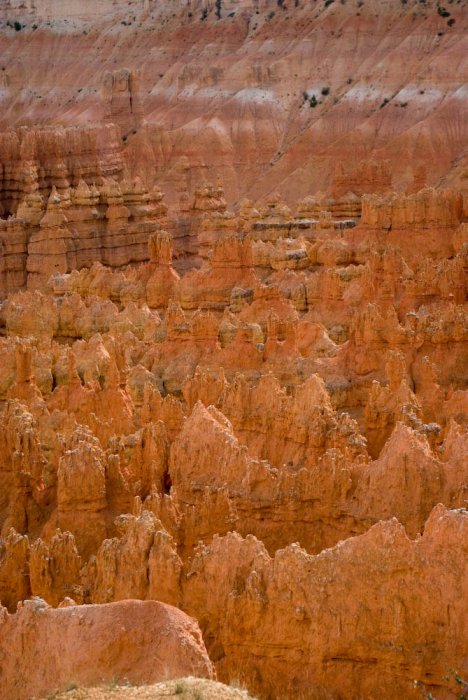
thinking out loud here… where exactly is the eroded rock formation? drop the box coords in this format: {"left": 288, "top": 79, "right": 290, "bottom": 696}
{"left": 0, "top": 176, "right": 466, "bottom": 698}
{"left": 0, "top": 599, "right": 214, "bottom": 700}
{"left": 0, "top": 176, "right": 168, "bottom": 295}
{"left": 0, "top": 2, "right": 467, "bottom": 698}
{"left": 1, "top": 0, "right": 467, "bottom": 202}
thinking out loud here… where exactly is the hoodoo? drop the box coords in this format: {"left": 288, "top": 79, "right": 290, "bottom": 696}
{"left": 0, "top": 1, "right": 467, "bottom": 699}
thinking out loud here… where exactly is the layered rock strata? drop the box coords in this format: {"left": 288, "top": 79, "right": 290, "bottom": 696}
{"left": 0, "top": 177, "right": 168, "bottom": 295}
{"left": 0, "top": 0, "right": 467, "bottom": 202}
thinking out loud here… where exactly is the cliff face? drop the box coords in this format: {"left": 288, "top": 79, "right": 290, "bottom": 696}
{"left": 0, "top": 0, "right": 467, "bottom": 204}
{"left": 0, "top": 175, "right": 168, "bottom": 295}
{"left": 0, "top": 125, "right": 124, "bottom": 217}
{"left": 0, "top": 2, "right": 467, "bottom": 698}
{"left": 183, "top": 506, "right": 468, "bottom": 699}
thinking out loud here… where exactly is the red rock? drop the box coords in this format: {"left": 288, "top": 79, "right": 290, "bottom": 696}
{"left": 0, "top": 4, "right": 467, "bottom": 698}
{"left": 184, "top": 505, "right": 468, "bottom": 699}
{"left": 0, "top": 599, "right": 214, "bottom": 700}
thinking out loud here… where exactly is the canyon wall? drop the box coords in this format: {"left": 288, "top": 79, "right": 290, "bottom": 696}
{"left": 0, "top": 0, "right": 466, "bottom": 204}
{"left": 0, "top": 1, "right": 467, "bottom": 698}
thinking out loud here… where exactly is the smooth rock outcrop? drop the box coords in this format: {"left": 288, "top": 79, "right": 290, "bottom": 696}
{"left": 0, "top": 599, "right": 214, "bottom": 700}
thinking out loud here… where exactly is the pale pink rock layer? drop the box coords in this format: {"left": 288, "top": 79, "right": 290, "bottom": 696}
{"left": 0, "top": 0, "right": 467, "bottom": 204}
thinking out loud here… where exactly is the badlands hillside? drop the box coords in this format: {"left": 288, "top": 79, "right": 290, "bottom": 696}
{"left": 0, "top": 1, "right": 467, "bottom": 699}
{"left": 0, "top": 0, "right": 467, "bottom": 203}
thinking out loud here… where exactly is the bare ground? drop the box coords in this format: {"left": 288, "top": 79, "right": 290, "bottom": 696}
{"left": 42, "top": 677, "right": 256, "bottom": 700}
